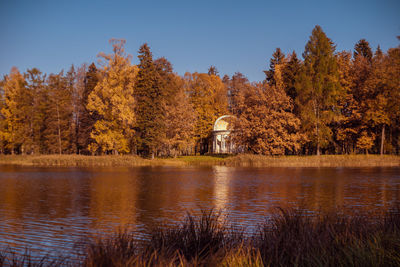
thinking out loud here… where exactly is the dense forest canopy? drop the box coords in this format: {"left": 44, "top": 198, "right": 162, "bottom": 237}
{"left": 0, "top": 26, "right": 399, "bottom": 156}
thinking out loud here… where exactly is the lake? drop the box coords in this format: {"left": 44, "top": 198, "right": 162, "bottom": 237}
{"left": 0, "top": 165, "right": 399, "bottom": 259}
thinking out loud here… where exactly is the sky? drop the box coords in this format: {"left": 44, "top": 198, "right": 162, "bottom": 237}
{"left": 0, "top": 0, "right": 399, "bottom": 82}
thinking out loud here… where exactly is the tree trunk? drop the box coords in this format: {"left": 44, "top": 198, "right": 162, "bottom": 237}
{"left": 56, "top": 103, "right": 62, "bottom": 155}
{"left": 380, "top": 124, "right": 385, "bottom": 155}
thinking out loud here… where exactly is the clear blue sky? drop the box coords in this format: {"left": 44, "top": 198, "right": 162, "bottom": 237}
{"left": 1, "top": 0, "right": 399, "bottom": 82}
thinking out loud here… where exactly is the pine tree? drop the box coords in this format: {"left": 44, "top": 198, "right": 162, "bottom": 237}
{"left": 354, "top": 39, "right": 373, "bottom": 62}
{"left": 78, "top": 63, "right": 98, "bottom": 154}
{"left": 135, "top": 43, "right": 165, "bottom": 158}
{"left": 87, "top": 39, "right": 137, "bottom": 155}
{"left": 264, "top": 48, "right": 285, "bottom": 85}
{"left": 282, "top": 51, "right": 301, "bottom": 107}
{"left": 295, "top": 25, "right": 342, "bottom": 155}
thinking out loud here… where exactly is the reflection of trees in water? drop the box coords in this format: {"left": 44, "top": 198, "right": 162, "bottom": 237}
{"left": 89, "top": 167, "right": 138, "bottom": 230}
{"left": 1, "top": 166, "right": 400, "bottom": 258}
{"left": 212, "top": 166, "right": 231, "bottom": 213}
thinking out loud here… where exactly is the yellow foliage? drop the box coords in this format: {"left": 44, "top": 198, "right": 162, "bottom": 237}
{"left": 87, "top": 39, "right": 137, "bottom": 154}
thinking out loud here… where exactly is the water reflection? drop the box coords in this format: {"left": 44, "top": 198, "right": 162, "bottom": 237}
{"left": 0, "top": 166, "right": 399, "bottom": 258}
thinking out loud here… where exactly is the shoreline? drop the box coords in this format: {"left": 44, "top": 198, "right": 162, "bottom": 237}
{"left": 0, "top": 154, "right": 399, "bottom": 167}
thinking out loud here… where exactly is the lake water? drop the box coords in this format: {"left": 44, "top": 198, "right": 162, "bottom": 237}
{"left": 0, "top": 165, "right": 399, "bottom": 259}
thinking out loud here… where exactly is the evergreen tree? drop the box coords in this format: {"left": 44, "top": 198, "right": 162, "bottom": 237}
{"left": 135, "top": 43, "right": 165, "bottom": 158}
{"left": 264, "top": 48, "right": 285, "bottom": 85}
{"left": 77, "top": 63, "right": 98, "bottom": 154}
{"left": 295, "top": 25, "right": 342, "bottom": 155}
{"left": 282, "top": 51, "right": 301, "bottom": 107}
{"left": 354, "top": 39, "right": 373, "bottom": 62}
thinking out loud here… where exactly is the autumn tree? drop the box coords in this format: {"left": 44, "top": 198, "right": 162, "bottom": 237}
{"left": 185, "top": 72, "right": 228, "bottom": 154}
{"left": 134, "top": 43, "right": 165, "bottom": 158}
{"left": 363, "top": 46, "right": 398, "bottom": 155}
{"left": 233, "top": 65, "right": 302, "bottom": 155}
{"left": 87, "top": 39, "right": 137, "bottom": 155}
{"left": 295, "top": 25, "right": 342, "bottom": 155}
{"left": 227, "top": 72, "right": 251, "bottom": 115}
{"left": 25, "top": 68, "right": 47, "bottom": 154}
{"left": 207, "top": 65, "right": 219, "bottom": 76}
{"left": 384, "top": 44, "right": 400, "bottom": 154}
{"left": 334, "top": 51, "right": 361, "bottom": 153}
{"left": 0, "top": 67, "right": 30, "bottom": 154}
{"left": 43, "top": 72, "right": 73, "bottom": 154}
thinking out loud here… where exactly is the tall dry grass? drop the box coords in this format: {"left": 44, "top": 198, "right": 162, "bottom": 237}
{"left": 224, "top": 154, "right": 400, "bottom": 167}
{"left": 3, "top": 207, "right": 397, "bottom": 266}
{"left": 0, "top": 154, "right": 399, "bottom": 167}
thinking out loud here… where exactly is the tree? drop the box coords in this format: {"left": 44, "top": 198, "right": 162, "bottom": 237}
{"left": 363, "top": 46, "right": 397, "bottom": 155}
{"left": 384, "top": 45, "right": 400, "bottom": 154}
{"left": 0, "top": 67, "right": 29, "bottom": 154}
{"left": 282, "top": 51, "right": 301, "bottom": 107}
{"left": 87, "top": 39, "right": 137, "bottom": 155}
{"left": 227, "top": 72, "right": 251, "bottom": 115}
{"left": 185, "top": 72, "right": 228, "bottom": 154}
{"left": 207, "top": 65, "right": 219, "bottom": 76}
{"left": 77, "top": 63, "right": 98, "bottom": 154}
{"left": 354, "top": 39, "right": 373, "bottom": 62}
{"left": 295, "top": 25, "right": 342, "bottom": 155}
{"left": 43, "top": 72, "right": 73, "bottom": 154}
{"left": 25, "top": 68, "right": 47, "bottom": 154}
{"left": 356, "top": 131, "right": 375, "bottom": 154}
{"left": 135, "top": 43, "right": 165, "bottom": 158}
{"left": 153, "top": 58, "right": 196, "bottom": 157}
{"left": 334, "top": 51, "right": 361, "bottom": 154}
{"left": 164, "top": 74, "right": 196, "bottom": 156}
{"left": 264, "top": 48, "right": 285, "bottom": 85}
{"left": 232, "top": 65, "right": 302, "bottom": 155}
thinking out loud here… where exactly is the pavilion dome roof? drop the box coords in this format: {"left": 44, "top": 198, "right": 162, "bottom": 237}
{"left": 213, "top": 115, "right": 234, "bottom": 131}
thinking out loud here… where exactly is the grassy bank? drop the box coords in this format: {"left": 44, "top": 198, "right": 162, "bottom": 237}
{"left": 0, "top": 154, "right": 399, "bottom": 167}
{"left": 1, "top": 208, "right": 400, "bottom": 266}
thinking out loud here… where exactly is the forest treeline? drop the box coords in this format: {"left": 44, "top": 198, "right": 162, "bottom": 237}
{"left": 0, "top": 26, "right": 399, "bottom": 157}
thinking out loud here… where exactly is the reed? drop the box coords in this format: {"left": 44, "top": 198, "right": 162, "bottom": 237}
{"left": 224, "top": 154, "right": 400, "bottom": 167}
{"left": 0, "top": 154, "right": 399, "bottom": 167}
{"left": 1, "top": 207, "right": 399, "bottom": 266}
